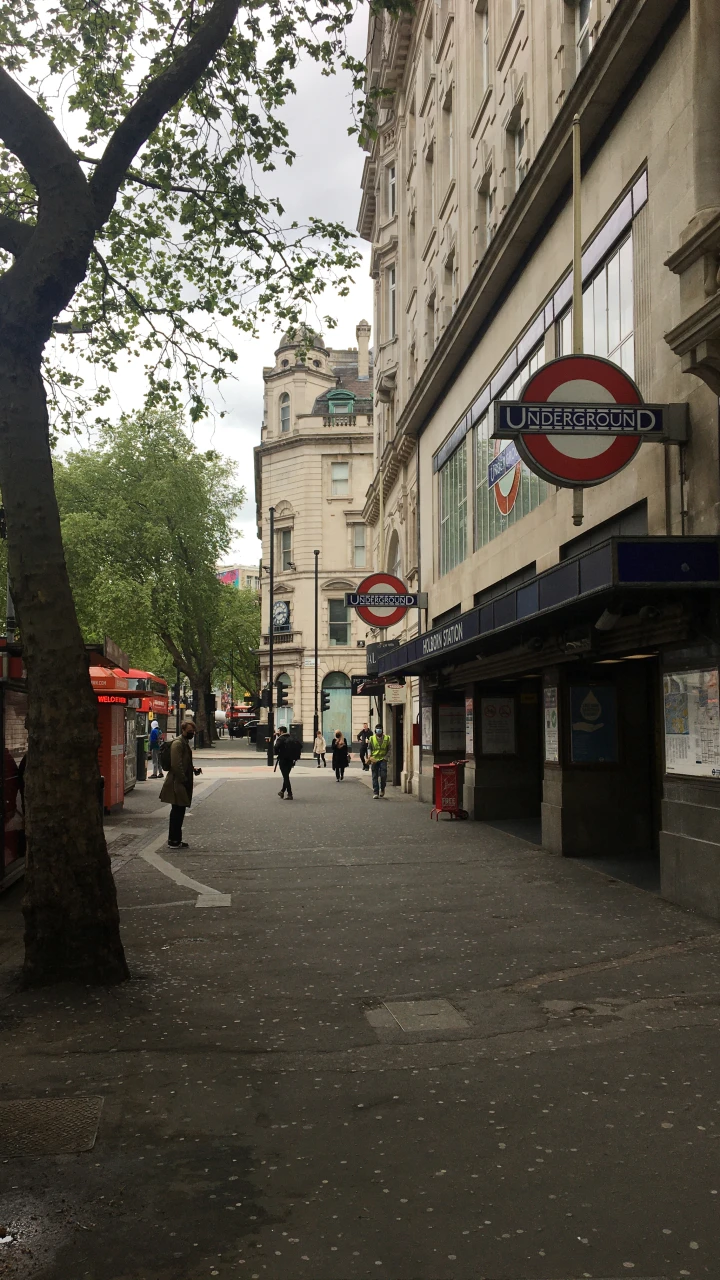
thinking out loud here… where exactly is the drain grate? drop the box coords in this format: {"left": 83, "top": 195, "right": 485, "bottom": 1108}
{"left": 0, "top": 1096, "right": 103, "bottom": 1158}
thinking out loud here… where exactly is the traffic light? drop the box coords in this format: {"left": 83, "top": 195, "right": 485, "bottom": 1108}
{"left": 277, "top": 683, "right": 288, "bottom": 708}
{"left": 321, "top": 689, "right": 330, "bottom": 713}
{"left": 261, "top": 688, "right": 271, "bottom": 708}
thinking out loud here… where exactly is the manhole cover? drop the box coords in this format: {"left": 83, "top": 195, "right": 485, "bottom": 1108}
{"left": 0, "top": 1096, "right": 103, "bottom": 1158}
{"left": 382, "top": 998, "right": 469, "bottom": 1031}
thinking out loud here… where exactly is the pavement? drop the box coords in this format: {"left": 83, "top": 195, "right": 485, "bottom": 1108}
{"left": 1, "top": 740, "right": 720, "bottom": 1279}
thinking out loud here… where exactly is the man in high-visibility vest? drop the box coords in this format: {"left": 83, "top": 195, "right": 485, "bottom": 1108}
{"left": 369, "top": 723, "right": 391, "bottom": 799}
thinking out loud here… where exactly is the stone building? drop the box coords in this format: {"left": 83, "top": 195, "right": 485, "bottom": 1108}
{"left": 254, "top": 327, "right": 375, "bottom": 745}
{"left": 360, "top": 0, "right": 720, "bottom": 918}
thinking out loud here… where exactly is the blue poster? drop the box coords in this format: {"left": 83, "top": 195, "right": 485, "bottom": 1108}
{"left": 570, "top": 685, "right": 618, "bottom": 764}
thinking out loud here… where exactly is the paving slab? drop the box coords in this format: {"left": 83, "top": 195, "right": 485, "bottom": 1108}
{"left": 1, "top": 772, "right": 719, "bottom": 1278}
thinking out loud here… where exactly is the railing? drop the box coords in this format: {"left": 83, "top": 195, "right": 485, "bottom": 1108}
{"left": 261, "top": 632, "right": 297, "bottom": 645}
{"left": 324, "top": 414, "right": 356, "bottom": 427}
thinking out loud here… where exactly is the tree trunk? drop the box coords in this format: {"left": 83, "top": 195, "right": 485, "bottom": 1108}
{"left": 0, "top": 354, "right": 129, "bottom": 986}
{"left": 204, "top": 672, "right": 218, "bottom": 743}
{"left": 191, "top": 682, "right": 210, "bottom": 748}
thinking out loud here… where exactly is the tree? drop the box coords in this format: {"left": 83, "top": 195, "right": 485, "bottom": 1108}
{"left": 56, "top": 411, "right": 260, "bottom": 746}
{"left": 0, "top": 0, "right": 377, "bottom": 985}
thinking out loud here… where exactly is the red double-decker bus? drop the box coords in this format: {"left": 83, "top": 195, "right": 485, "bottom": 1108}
{"left": 124, "top": 669, "right": 169, "bottom": 736}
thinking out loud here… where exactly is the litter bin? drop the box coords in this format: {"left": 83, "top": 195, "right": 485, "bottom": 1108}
{"left": 430, "top": 761, "right": 469, "bottom": 821}
{"left": 136, "top": 735, "right": 148, "bottom": 783}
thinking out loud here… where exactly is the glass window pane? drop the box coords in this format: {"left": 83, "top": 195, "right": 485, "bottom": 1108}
{"left": 583, "top": 280, "right": 594, "bottom": 354}
{"left": 619, "top": 335, "right": 634, "bottom": 377}
{"left": 606, "top": 248, "right": 621, "bottom": 354}
{"left": 592, "top": 268, "right": 607, "bottom": 358}
{"left": 331, "top": 462, "right": 349, "bottom": 496}
{"left": 619, "top": 235, "right": 634, "bottom": 341}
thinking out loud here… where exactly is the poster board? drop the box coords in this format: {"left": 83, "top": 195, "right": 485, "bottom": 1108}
{"left": 544, "top": 687, "right": 559, "bottom": 763}
{"left": 480, "top": 697, "right": 516, "bottom": 755}
{"left": 570, "top": 685, "right": 618, "bottom": 764}
{"left": 421, "top": 706, "right": 433, "bottom": 752}
{"left": 664, "top": 668, "right": 720, "bottom": 778}
{"left": 465, "top": 696, "right": 474, "bottom": 755}
{"left": 437, "top": 703, "right": 465, "bottom": 753}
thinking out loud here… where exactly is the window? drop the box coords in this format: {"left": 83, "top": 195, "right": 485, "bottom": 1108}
{"left": 577, "top": 0, "right": 591, "bottom": 71}
{"left": 474, "top": 2, "right": 490, "bottom": 97}
{"left": 475, "top": 346, "right": 547, "bottom": 550}
{"left": 441, "top": 88, "right": 454, "bottom": 189}
{"left": 279, "top": 392, "right": 290, "bottom": 433}
{"left": 388, "top": 164, "right": 397, "bottom": 217}
{"left": 556, "top": 233, "right": 634, "bottom": 375}
{"left": 388, "top": 265, "right": 397, "bottom": 339}
{"left": 329, "top": 599, "right": 351, "bottom": 646}
{"left": 387, "top": 529, "right": 402, "bottom": 580}
{"left": 439, "top": 439, "right": 467, "bottom": 576}
{"left": 353, "top": 525, "right": 366, "bottom": 568}
{"left": 424, "top": 141, "right": 436, "bottom": 233}
{"left": 279, "top": 528, "right": 292, "bottom": 572}
{"left": 426, "top": 292, "right": 436, "bottom": 356}
{"left": 515, "top": 117, "right": 527, "bottom": 187}
{"left": 331, "top": 461, "right": 349, "bottom": 496}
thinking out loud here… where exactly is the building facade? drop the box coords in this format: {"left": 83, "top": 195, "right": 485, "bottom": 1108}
{"left": 360, "top": 0, "right": 720, "bottom": 918}
{"left": 254, "top": 327, "right": 376, "bottom": 745}
{"left": 216, "top": 564, "right": 260, "bottom": 592}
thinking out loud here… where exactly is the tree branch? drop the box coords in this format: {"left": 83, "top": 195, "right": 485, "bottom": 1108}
{"left": 0, "top": 214, "right": 35, "bottom": 258}
{"left": 90, "top": 0, "right": 241, "bottom": 227}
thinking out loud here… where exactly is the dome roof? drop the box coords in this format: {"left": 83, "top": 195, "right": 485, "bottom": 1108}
{"left": 277, "top": 324, "right": 327, "bottom": 353}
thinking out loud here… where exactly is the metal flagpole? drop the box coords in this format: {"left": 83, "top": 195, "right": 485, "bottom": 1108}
{"left": 313, "top": 549, "right": 319, "bottom": 741}
{"left": 267, "top": 506, "right": 275, "bottom": 765}
{"left": 572, "top": 113, "right": 585, "bottom": 527}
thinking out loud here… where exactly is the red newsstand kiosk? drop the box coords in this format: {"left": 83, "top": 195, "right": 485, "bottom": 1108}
{"left": 89, "top": 665, "right": 129, "bottom": 813}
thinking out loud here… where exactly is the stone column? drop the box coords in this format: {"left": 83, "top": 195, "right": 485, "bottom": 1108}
{"left": 692, "top": 0, "right": 720, "bottom": 222}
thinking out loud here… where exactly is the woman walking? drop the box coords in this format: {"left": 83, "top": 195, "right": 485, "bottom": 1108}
{"left": 313, "top": 730, "right": 327, "bottom": 768}
{"left": 331, "top": 730, "right": 350, "bottom": 781}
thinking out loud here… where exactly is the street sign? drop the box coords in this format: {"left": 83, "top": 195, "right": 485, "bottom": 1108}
{"left": 351, "top": 674, "right": 385, "bottom": 696}
{"left": 494, "top": 401, "right": 688, "bottom": 439}
{"left": 346, "top": 573, "right": 427, "bottom": 627}
{"left": 492, "top": 355, "right": 653, "bottom": 489}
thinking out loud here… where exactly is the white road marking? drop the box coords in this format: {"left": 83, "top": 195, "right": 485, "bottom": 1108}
{"left": 139, "top": 833, "right": 231, "bottom": 908}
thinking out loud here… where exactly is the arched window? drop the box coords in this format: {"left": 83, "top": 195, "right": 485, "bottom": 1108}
{"left": 322, "top": 671, "right": 351, "bottom": 743}
{"left": 387, "top": 529, "right": 402, "bottom": 581}
{"left": 279, "top": 393, "right": 290, "bottom": 433}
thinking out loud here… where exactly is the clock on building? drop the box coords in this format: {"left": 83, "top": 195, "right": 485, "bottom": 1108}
{"left": 273, "top": 600, "right": 291, "bottom": 632}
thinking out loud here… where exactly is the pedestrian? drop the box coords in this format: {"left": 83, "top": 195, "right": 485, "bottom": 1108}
{"left": 313, "top": 730, "right": 327, "bottom": 768}
{"left": 275, "top": 725, "right": 301, "bottom": 799}
{"left": 149, "top": 719, "right": 164, "bottom": 778}
{"left": 160, "top": 721, "right": 202, "bottom": 848}
{"left": 331, "top": 729, "right": 350, "bottom": 781}
{"left": 358, "top": 721, "right": 372, "bottom": 771}
{"left": 369, "top": 723, "right": 391, "bottom": 799}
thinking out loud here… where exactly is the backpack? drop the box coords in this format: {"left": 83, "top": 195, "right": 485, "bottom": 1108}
{"left": 289, "top": 736, "right": 302, "bottom": 762}
{"left": 160, "top": 740, "right": 172, "bottom": 772}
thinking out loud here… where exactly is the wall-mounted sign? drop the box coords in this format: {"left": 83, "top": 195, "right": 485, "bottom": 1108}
{"left": 351, "top": 675, "right": 384, "bottom": 697}
{"left": 544, "top": 687, "right": 559, "bottom": 763}
{"left": 481, "top": 697, "right": 516, "bottom": 755}
{"left": 384, "top": 682, "right": 406, "bottom": 705}
{"left": 438, "top": 703, "right": 465, "bottom": 752}
{"left": 492, "top": 355, "right": 687, "bottom": 490}
{"left": 664, "top": 668, "right": 720, "bottom": 778}
{"left": 97, "top": 694, "right": 129, "bottom": 706}
{"left": 421, "top": 705, "right": 433, "bottom": 752}
{"left": 570, "top": 685, "right": 618, "bottom": 763}
{"left": 346, "top": 573, "right": 426, "bottom": 627}
{"left": 488, "top": 441, "right": 521, "bottom": 515}
{"left": 465, "top": 696, "right": 474, "bottom": 755}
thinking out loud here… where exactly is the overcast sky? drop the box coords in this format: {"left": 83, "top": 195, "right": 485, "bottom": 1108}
{"left": 61, "top": 11, "right": 374, "bottom": 568}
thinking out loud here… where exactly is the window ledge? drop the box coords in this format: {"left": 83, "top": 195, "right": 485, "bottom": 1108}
{"left": 497, "top": 4, "right": 525, "bottom": 74}
{"left": 419, "top": 75, "right": 435, "bottom": 118}
{"left": 422, "top": 227, "right": 437, "bottom": 261}
{"left": 438, "top": 179, "right": 456, "bottom": 222}
{"left": 470, "top": 86, "right": 493, "bottom": 140}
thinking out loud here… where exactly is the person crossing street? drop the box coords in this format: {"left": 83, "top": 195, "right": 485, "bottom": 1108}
{"left": 369, "top": 723, "right": 391, "bottom": 799}
{"left": 275, "top": 726, "right": 301, "bottom": 799}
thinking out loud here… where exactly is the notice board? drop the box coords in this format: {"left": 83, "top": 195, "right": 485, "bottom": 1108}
{"left": 664, "top": 668, "right": 720, "bottom": 778}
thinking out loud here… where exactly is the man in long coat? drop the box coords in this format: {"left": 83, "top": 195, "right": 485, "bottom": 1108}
{"left": 160, "top": 720, "right": 201, "bottom": 848}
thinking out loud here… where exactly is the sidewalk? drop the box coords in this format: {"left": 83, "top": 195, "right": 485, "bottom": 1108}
{"left": 2, "top": 769, "right": 720, "bottom": 1279}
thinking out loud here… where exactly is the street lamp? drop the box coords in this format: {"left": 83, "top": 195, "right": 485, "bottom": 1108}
{"left": 266, "top": 506, "right": 275, "bottom": 766}
{"left": 313, "top": 549, "right": 319, "bottom": 741}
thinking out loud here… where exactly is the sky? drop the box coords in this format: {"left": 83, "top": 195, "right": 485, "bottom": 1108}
{"left": 60, "top": 9, "right": 374, "bottom": 568}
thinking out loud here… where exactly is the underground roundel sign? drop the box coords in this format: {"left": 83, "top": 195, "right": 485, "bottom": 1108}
{"left": 515, "top": 355, "right": 643, "bottom": 488}
{"left": 350, "top": 572, "right": 411, "bottom": 627}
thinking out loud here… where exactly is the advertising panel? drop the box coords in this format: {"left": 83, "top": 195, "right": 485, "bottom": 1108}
{"left": 570, "top": 685, "right": 618, "bottom": 764}
{"left": 480, "top": 698, "right": 516, "bottom": 755}
{"left": 664, "top": 669, "right": 720, "bottom": 778}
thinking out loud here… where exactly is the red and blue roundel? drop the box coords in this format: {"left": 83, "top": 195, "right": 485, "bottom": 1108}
{"left": 515, "top": 355, "right": 643, "bottom": 488}
{"left": 491, "top": 439, "right": 521, "bottom": 515}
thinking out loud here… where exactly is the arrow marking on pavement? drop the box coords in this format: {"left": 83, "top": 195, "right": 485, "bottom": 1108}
{"left": 139, "top": 834, "right": 231, "bottom": 908}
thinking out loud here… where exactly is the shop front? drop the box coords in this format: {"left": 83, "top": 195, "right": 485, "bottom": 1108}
{"left": 379, "top": 535, "right": 720, "bottom": 915}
